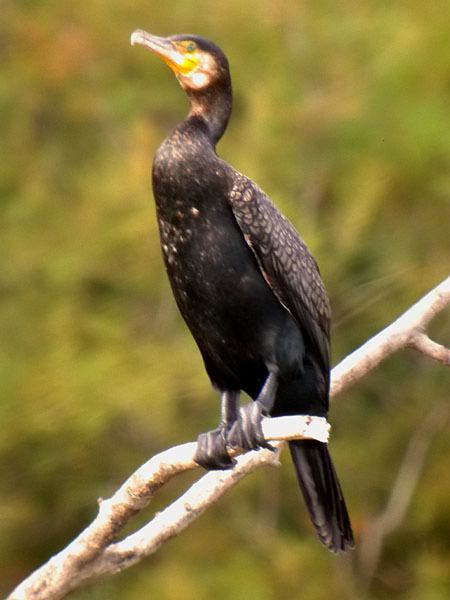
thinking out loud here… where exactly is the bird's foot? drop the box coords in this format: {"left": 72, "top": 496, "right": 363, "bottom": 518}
{"left": 226, "top": 401, "right": 275, "bottom": 452}
{"left": 194, "top": 400, "right": 275, "bottom": 470}
{"left": 194, "top": 427, "right": 236, "bottom": 470}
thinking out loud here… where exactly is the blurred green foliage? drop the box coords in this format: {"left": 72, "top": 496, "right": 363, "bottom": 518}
{"left": 1, "top": 1, "right": 449, "bottom": 598}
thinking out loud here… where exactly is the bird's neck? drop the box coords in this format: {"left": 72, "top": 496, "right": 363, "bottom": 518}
{"left": 186, "top": 82, "right": 232, "bottom": 146}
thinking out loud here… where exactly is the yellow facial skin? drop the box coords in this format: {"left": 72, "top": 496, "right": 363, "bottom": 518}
{"left": 166, "top": 42, "right": 200, "bottom": 75}
{"left": 130, "top": 31, "right": 200, "bottom": 77}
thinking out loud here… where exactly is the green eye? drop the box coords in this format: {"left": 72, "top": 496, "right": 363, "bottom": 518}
{"left": 185, "top": 41, "right": 196, "bottom": 53}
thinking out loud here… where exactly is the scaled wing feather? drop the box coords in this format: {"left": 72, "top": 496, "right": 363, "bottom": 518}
{"left": 228, "top": 175, "right": 331, "bottom": 375}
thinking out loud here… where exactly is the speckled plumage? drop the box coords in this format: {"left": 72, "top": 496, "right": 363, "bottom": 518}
{"left": 140, "top": 32, "right": 353, "bottom": 552}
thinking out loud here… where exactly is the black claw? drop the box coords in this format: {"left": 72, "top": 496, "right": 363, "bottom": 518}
{"left": 194, "top": 428, "right": 236, "bottom": 470}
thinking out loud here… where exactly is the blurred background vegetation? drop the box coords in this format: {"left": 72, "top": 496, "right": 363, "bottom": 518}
{"left": 1, "top": 1, "right": 449, "bottom": 598}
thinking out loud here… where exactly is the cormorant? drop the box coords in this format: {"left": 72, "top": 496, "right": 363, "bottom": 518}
{"left": 131, "top": 30, "right": 353, "bottom": 552}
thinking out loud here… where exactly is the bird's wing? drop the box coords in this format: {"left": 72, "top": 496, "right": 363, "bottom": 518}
{"left": 228, "top": 174, "right": 331, "bottom": 373}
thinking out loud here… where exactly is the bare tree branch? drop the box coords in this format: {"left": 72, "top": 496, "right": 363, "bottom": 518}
{"left": 73, "top": 446, "right": 283, "bottom": 583}
{"left": 7, "top": 418, "right": 327, "bottom": 600}
{"left": 8, "top": 276, "right": 450, "bottom": 600}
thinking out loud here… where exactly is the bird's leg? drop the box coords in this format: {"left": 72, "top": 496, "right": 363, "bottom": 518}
{"left": 227, "top": 372, "right": 277, "bottom": 451}
{"left": 220, "top": 389, "right": 240, "bottom": 433}
{"left": 194, "top": 391, "right": 239, "bottom": 470}
{"left": 255, "top": 371, "right": 278, "bottom": 415}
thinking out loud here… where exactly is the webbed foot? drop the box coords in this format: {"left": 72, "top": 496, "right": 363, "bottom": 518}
{"left": 226, "top": 401, "right": 275, "bottom": 452}
{"left": 194, "top": 427, "right": 236, "bottom": 470}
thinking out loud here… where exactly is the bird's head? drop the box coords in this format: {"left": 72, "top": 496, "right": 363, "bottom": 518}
{"left": 131, "top": 30, "right": 230, "bottom": 94}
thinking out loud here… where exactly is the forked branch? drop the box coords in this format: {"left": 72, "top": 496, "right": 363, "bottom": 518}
{"left": 8, "top": 276, "right": 449, "bottom": 600}
{"left": 330, "top": 276, "right": 450, "bottom": 396}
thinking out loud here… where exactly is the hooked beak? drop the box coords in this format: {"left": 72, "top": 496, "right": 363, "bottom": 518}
{"left": 130, "top": 29, "right": 198, "bottom": 75}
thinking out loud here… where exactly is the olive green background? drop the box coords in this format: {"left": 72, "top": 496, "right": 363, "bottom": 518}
{"left": 1, "top": 1, "right": 449, "bottom": 598}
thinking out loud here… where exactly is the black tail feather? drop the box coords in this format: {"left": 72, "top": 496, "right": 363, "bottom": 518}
{"left": 289, "top": 440, "right": 354, "bottom": 552}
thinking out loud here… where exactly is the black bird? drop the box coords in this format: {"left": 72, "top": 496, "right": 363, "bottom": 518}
{"left": 131, "top": 30, "right": 353, "bottom": 552}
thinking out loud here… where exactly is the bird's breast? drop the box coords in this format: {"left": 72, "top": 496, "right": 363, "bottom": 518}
{"left": 156, "top": 196, "right": 248, "bottom": 299}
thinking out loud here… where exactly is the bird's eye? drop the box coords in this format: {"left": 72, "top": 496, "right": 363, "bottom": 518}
{"left": 185, "top": 41, "right": 196, "bottom": 53}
